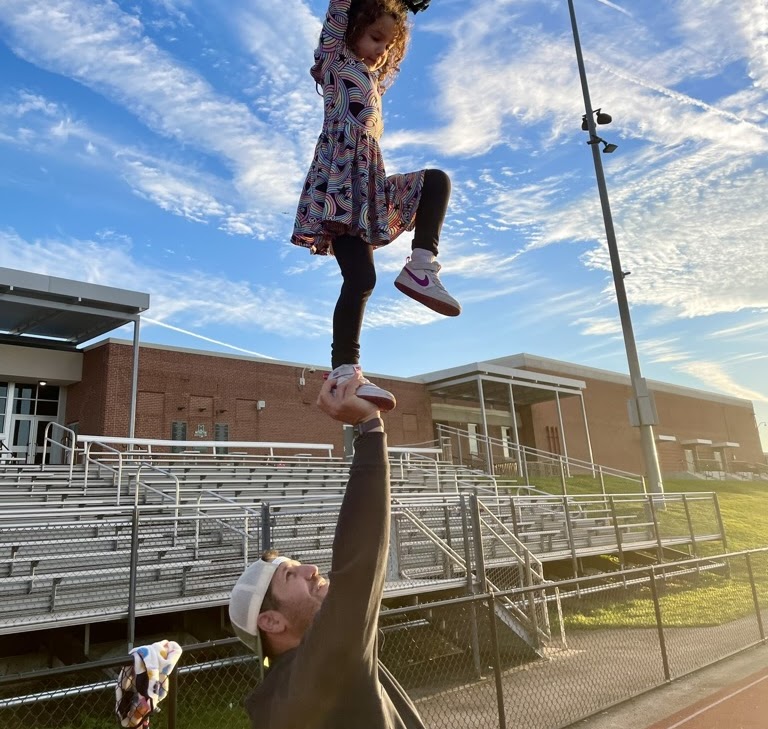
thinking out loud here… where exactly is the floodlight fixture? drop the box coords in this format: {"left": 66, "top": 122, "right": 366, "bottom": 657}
{"left": 595, "top": 109, "right": 612, "bottom": 125}
{"left": 587, "top": 135, "right": 618, "bottom": 153}
{"left": 581, "top": 108, "right": 613, "bottom": 130}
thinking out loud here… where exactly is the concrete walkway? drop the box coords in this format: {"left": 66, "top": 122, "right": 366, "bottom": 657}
{"left": 568, "top": 643, "right": 768, "bottom": 729}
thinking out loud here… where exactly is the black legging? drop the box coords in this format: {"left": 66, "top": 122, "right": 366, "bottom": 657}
{"left": 331, "top": 169, "right": 450, "bottom": 368}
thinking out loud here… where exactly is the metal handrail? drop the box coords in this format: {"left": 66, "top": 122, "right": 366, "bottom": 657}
{"left": 41, "top": 422, "right": 77, "bottom": 479}
{"left": 437, "top": 423, "right": 645, "bottom": 491}
{"left": 135, "top": 463, "right": 181, "bottom": 541}
{"left": 77, "top": 435, "right": 335, "bottom": 458}
{"left": 83, "top": 440, "right": 124, "bottom": 498}
{"left": 195, "top": 490, "right": 263, "bottom": 566}
{"left": 394, "top": 450, "right": 499, "bottom": 495}
{"left": 0, "top": 437, "right": 25, "bottom": 463}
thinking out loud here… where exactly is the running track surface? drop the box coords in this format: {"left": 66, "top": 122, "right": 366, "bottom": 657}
{"left": 645, "top": 666, "right": 768, "bottom": 729}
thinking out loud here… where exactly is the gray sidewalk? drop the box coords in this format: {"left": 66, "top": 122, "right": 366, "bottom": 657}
{"left": 568, "top": 643, "right": 768, "bottom": 729}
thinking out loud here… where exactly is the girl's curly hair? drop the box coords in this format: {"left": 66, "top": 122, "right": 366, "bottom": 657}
{"left": 346, "top": 0, "right": 410, "bottom": 91}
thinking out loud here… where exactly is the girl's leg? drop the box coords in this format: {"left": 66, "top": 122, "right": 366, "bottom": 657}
{"left": 394, "top": 169, "right": 461, "bottom": 316}
{"left": 331, "top": 234, "right": 376, "bottom": 369}
{"left": 411, "top": 168, "right": 451, "bottom": 257}
{"left": 330, "top": 234, "right": 396, "bottom": 410}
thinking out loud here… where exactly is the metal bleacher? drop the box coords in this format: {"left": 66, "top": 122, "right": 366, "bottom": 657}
{"left": 0, "top": 428, "right": 727, "bottom": 654}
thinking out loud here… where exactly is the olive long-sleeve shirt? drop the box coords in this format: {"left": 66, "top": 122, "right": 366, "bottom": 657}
{"left": 245, "top": 431, "right": 427, "bottom": 729}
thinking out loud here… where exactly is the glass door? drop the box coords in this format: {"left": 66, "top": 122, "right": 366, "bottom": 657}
{"left": 8, "top": 384, "right": 61, "bottom": 464}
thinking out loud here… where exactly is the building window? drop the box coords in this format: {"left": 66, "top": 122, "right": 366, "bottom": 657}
{"left": 214, "top": 423, "right": 229, "bottom": 455}
{"left": 171, "top": 421, "right": 187, "bottom": 453}
{"left": 0, "top": 382, "right": 7, "bottom": 443}
{"left": 467, "top": 423, "right": 479, "bottom": 455}
{"left": 12, "top": 384, "right": 60, "bottom": 417}
{"left": 545, "top": 425, "right": 561, "bottom": 455}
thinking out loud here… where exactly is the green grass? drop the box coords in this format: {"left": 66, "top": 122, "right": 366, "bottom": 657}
{"left": 552, "top": 478, "right": 768, "bottom": 630}
{"left": 563, "top": 572, "right": 768, "bottom": 630}
{"left": 508, "top": 473, "right": 768, "bottom": 552}
{"left": 662, "top": 478, "right": 768, "bottom": 551}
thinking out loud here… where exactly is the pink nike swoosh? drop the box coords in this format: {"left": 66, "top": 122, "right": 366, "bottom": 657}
{"left": 405, "top": 268, "right": 430, "bottom": 287}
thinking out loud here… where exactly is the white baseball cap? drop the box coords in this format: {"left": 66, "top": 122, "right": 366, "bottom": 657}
{"left": 229, "top": 556, "right": 290, "bottom": 652}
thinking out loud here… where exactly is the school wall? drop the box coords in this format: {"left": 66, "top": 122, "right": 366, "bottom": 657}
{"left": 64, "top": 342, "right": 764, "bottom": 474}
{"left": 519, "top": 364, "right": 763, "bottom": 475}
{"left": 66, "top": 341, "right": 434, "bottom": 450}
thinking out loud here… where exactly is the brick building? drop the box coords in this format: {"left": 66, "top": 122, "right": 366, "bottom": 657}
{"left": 2, "top": 338, "right": 764, "bottom": 478}
{"left": 0, "top": 267, "right": 763, "bottom": 478}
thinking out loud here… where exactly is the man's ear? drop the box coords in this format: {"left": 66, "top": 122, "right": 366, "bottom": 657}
{"left": 257, "top": 610, "right": 286, "bottom": 635}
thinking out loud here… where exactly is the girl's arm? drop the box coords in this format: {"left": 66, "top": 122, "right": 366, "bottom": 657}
{"left": 310, "top": 0, "right": 352, "bottom": 84}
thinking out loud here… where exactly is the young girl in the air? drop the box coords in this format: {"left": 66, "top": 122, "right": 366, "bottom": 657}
{"left": 291, "top": 0, "right": 460, "bottom": 411}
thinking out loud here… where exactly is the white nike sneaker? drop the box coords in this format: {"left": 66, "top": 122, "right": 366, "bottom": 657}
{"left": 394, "top": 258, "right": 461, "bottom": 317}
{"left": 325, "top": 364, "right": 396, "bottom": 412}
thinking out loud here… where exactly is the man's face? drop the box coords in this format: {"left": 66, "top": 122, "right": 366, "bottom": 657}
{"left": 268, "top": 560, "right": 329, "bottom": 635}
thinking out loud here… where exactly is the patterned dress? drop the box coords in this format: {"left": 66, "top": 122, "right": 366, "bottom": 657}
{"left": 291, "top": 0, "right": 424, "bottom": 256}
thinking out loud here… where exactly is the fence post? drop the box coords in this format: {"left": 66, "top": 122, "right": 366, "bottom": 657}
{"left": 608, "top": 495, "right": 626, "bottom": 575}
{"left": 746, "top": 552, "right": 765, "bottom": 642}
{"left": 559, "top": 457, "right": 568, "bottom": 496}
{"left": 167, "top": 665, "right": 179, "bottom": 729}
{"left": 386, "top": 517, "right": 401, "bottom": 582}
{"left": 127, "top": 507, "right": 140, "bottom": 650}
{"left": 681, "top": 494, "right": 698, "bottom": 560}
{"left": 712, "top": 494, "right": 728, "bottom": 553}
{"left": 520, "top": 446, "right": 529, "bottom": 486}
{"left": 561, "top": 496, "right": 579, "bottom": 581}
{"left": 646, "top": 494, "right": 665, "bottom": 566}
{"left": 460, "top": 496, "right": 482, "bottom": 678}
{"left": 261, "top": 502, "right": 271, "bottom": 552}
{"left": 486, "top": 593, "right": 508, "bottom": 729}
{"left": 648, "top": 567, "right": 671, "bottom": 681}
{"left": 442, "top": 505, "right": 452, "bottom": 578}
{"left": 469, "top": 493, "right": 488, "bottom": 589}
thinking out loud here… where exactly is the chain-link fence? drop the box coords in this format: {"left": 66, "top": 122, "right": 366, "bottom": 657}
{"left": 2, "top": 548, "right": 767, "bottom": 729}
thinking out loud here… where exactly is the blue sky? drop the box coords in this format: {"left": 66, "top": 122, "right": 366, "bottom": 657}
{"left": 0, "top": 0, "right": 767, "bottom": 452}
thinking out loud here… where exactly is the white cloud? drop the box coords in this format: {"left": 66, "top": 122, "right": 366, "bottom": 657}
{"left": 0, "top": 0, "right": 304, "bottom": 209}
{"left": 676, "top": 360, "right": 768, "bottom": 402}
{"left": 592, "top": 0, "right": 632, "bottom": 17}
{"left": 0, "top": 229, "right": 329, "bottom": 339}
{"left": 121, "top": 158, "right": 227, "bottom": 223}
{"left": 0, "top": 88, "right": 281, "bottom": 236}
{"left": 576, "top": 317, "right": 622, "bottom": 337}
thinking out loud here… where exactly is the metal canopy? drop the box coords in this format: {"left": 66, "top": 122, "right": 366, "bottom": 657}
{"left": 421, "top": 362, "right": 586, "bottom": 406}
{"left": 428, "top": 378, "right": 573, "bottom": 407}
{"left": 0, "top": 268, "right": 149, "bottom": 349}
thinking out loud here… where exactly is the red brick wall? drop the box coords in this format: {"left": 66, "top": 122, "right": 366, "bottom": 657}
{"left": 65, "top": 344, "right": 110, "bottom": 435}
{"left": 66, "top": 342, "right": 434, "bottom": 451}
{"left": 523, "top": 366, "right": 764, "bottom": 475}
{"left": 66, "top": 343, "right": 763, "bottom": 473}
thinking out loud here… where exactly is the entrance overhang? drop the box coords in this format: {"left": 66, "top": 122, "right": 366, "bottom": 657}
{"left": 0, "top": 268, "right": 150, "bottom": 438}
{"left": 414, "top": 361, "right": 593, "bottom": 474}
{"left": 418, "top": 362, "right": 586, "bottom": 406}
{"left": 0, "top": 267, "right": 148, "bottom": 349}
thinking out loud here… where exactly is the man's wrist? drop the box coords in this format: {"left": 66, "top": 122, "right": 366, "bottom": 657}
{"left": 353, "top": 416, "right": 384, "bottom": 437}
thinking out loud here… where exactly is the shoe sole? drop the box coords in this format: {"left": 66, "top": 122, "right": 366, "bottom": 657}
{"left": 357, "top": 385, "right": 397, "bottom": 412}
{"left": 394, "top": 280, "right": 461, "bottom": 317}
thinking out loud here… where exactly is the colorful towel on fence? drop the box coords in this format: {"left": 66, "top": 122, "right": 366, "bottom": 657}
{"left": 115, "top": 640, "right": 182, "bottom": 728}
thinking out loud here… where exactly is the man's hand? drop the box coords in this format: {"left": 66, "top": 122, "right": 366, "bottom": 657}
{"left": 317, "top": 374, "right": 381, "bottom": 425}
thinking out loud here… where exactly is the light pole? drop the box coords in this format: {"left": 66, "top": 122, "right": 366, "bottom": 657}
{"left": 567, "top": 0, "right": 664, "bottom": 494}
